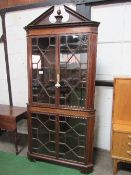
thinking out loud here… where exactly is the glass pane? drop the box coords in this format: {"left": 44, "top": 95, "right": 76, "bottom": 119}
{"left": 32, "top": 113, "right": 56, "bottom": 157}
{"left": 60, "top": 34, "right": 88, "bottom": 108}
{"left": 32, "top": 37, "right": 56, "bottom": 104}
{"left": 59, "top": 116, "right": 87, "bottom": 163}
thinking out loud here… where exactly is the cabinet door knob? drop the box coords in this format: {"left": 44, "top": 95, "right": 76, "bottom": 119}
{"left": 55, "top": 82, "right": 61, "bottom": 88}
{"left": 128, "top": 135, "right": 131, "bottom": 139}
{"left": 128, "top": 142, "right": 131, "bottom": 146}
{"left": 127, "top": 151, "right": 131, "bottom": 156}
{"left": 55, "top": 74, "right": 61, "bottom": 88}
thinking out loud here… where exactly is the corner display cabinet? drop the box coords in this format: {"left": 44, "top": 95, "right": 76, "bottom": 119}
{"left": 25, "top": 5, "right": 99, "bottom": 173}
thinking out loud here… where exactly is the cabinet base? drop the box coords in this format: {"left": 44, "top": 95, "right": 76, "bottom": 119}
{"left": 27, "top": 151, "right": 93, "bottom": 174}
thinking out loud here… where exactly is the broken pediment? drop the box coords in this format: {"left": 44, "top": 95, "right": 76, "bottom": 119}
{"left": 25, "top": 5, "right": 99, "bottom": 30}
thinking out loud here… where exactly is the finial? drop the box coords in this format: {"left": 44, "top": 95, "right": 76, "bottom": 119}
{"left": 55, "top": 7, "right": 63, "bottom": 23}
{"left": 57, "top": 8, "right": 61, "bottom": 15}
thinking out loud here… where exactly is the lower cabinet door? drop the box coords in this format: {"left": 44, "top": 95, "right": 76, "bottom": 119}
{"left": 30, "top": 113, "right": 87, "bottom": 163}
{"left": 31, "top": 113, "right": 56, "bottom": 157}
{"left": 59, "top": 116, "right": 87, "bottom": 163}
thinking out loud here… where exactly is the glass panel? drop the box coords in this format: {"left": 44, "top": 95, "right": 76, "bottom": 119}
{"left": 32, "top": 113, "right": 56, "bottom": 157}
{"left": 60, "top": 34, "right": 88, "bottom": 108}
{"left": 32, "top": 37, "right": 56, "bottom": 104}
{"left": 59, "top": 116, "right": 87, "bottom": 163}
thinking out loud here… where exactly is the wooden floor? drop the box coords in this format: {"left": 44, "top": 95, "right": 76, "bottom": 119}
{"left": 0, "top": 119, "right": 130, "bottom": 175}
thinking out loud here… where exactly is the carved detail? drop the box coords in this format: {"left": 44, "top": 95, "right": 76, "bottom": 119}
{"left": 30, "top": 106, "right": 95, "bottom": 119}
{"left": 55, "top": 8, "right": 63, "bottom": 23}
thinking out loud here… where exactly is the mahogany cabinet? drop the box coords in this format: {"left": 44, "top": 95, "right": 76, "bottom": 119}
{"left": 111, "top": 78, "right": 131, "bottom": 174}
{"left": 25, "top": 5, "right": 99, "bottom": 173}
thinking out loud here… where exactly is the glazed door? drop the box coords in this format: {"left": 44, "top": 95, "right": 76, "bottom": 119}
{"left": 31, "top": 36, "right": 57, "bottom": 105}
{"left": 31, "top": 34, "right": 88, "bottom": 108}
{"left": 31, "top": 112, "right": 87, "bottom": 163}
{"left": 59, "top": 34, "right": 88, "bottom": 108}
{"left": 31, "top": 113, "right": 56, "bottom": 157}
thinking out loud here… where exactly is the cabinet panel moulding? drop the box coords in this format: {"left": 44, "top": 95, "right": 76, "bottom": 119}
{"left": 30, "top": 106, "right": 95, "bottom": 118}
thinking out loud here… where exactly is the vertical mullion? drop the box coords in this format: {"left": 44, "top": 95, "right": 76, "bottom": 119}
{"left": 55, "top": 35, "right": 60, "bottom": 158}
{"left": 27, "top": 36, "right": 32, "bottom": 105}
{"left": 55, "top": 115, "right": 60, "bottom": 159}
{"left": 86, "top": 116, "right": 95, "bottom": 164}
{"left": 85, "top": 118, "right": 89, "bottom": 165}
{"left": 55, "top": 35, "right": 60, "bottom": 106}
{"left": 27, "top": 106, "right": 33, "bottom": 153}
{"left": 58, "top": 35, "right": 60, "bottom": 106}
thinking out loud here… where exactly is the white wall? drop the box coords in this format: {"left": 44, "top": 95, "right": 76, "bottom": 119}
{"left": 92, "top": 2, "right": 131, "bottom": 150}
{"left": 0, "top": 17, "right": 9, "bottom": 105}
{"left": 6, "top": 7, "right": 50, "bottom": 107}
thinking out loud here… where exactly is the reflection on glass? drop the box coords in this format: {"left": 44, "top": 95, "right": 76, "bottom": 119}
{"left": 32, "top": 37, "right": 56, "bottom": 104}
{"left": 32, "top": 55, "right": 41, "bottom": 69}
{"left": 60, "top": 34, "right": 88, "bottom": 108}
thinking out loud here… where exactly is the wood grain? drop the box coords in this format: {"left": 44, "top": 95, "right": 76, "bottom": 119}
{"left": 112, "top": 78, "right": 131, "bottom": 125}
{"left": 0, "top": 104, "right": 27, "bottom": 131}
{"left": 30, "top": 106, "right": 95, "bottom": 118}
{"left": 112, "top": 132, "right": 131, "bottom": 160}
{"left": 113, "top": 124, "right": 131, "bottom": 133}
{"left": 27, "top": 26, "right": 98, "bottom": 36}
{"left": 0, "top": 104, "right": 26, "bottom": 118}
{"left": 112, "top": 78, "right": 131, "bottom": 174}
